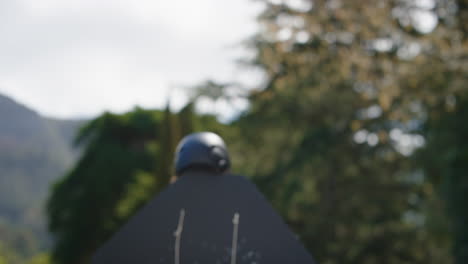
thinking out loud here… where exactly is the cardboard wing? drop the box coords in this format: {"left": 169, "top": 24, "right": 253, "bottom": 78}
{"left": 92, "top": 172, "right": 315, "bottom": 264}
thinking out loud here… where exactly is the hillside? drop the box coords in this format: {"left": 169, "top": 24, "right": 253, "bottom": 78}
{"left": 0, "top": 93, "right": 83, "bottom": 257}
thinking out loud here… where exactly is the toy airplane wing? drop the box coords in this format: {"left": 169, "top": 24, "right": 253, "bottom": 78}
{"left": 92, "top": 172, "right": 315, "bottom": 264}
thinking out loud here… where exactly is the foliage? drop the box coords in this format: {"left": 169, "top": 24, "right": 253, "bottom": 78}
{"left": 46, "top": 106, "right": 227, "bottom": 264}
{"left": 44, "top": 1, "right": 468, "bottom": 264}
{"left": 226, "top": 0, "right": 468, "bottom": 263}
{"left": 0, "top": 241, "right": 20, "bottom": 264}
{"left": 420, "top": 94, "right": 468, "bottom": 264}
{"left": 417, "top": 1, "right": 468, "bottom": 263}
{"left": 27, "top": 253, "right": 52, "bottom": 264}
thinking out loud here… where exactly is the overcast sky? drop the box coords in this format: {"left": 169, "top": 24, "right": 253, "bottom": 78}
{"left": 0, "top": 0, "right": 263, "bottom": 119}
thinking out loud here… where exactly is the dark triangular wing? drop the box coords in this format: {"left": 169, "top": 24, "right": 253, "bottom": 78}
{"left": 92, "top": 172, "right": 315, "bottom": 264}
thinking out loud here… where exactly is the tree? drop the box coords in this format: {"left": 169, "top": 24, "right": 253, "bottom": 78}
{"left": 46, "top": 1, "right": 468, "bottom": 263}
{"left": 416, "top": 1, "right": 468, "bottom": 263}
{"left": 27, "top": 253, "right": 51, "bottom": 264}
{"left": 47, "top": 109, "right": 162, "bottom": 264}
{"left": 230, "top": 0, "right": 456, "bottom": 263}
{"left": 47, "top": 106, "right": 227, "bottom": 264}
{"left": 421, "top": 95, "right": 468, "bottom": 264}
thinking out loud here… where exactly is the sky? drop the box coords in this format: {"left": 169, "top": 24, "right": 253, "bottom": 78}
{"left": 0, "top": 0, "right": 263, "bottom": 119}
{"left": 0, "top": 0, "right": 439, "bottom": 120}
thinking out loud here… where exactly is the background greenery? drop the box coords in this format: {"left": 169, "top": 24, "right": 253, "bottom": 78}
{"left": 1, "top": 0, "right": 468, "bottom": 263}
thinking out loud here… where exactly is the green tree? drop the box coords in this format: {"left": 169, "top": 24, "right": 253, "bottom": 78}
{"left": 420, "top": 94, "right": 468, "bottom": 264}
{"left": 27, "top": 253, "right": 51, "bottom": 264}
{"left": 158, "top": 103, "right": 181, "bottom": 187}
{"left": 415, "top": 1, "right": 468, "bottom": 263}
{"left": 47, "top": 106, "right": 227, "bottom": 264}
{"left": 47, "top": 109, "right": 161, "bottom": 264}
{"left": 0, "top": 240, "right": 21, "bottom": 264}
{"left": 230, "top": 0, "right": 457, "bottom": 263}
{"left": 45, "top": 1, "right": 468, "bottom": 263}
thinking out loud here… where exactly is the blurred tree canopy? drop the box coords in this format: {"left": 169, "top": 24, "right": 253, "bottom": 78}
{"left": 46, "top": 106, "right": 227, "bottom": 264}
{"left": 420, "top": 94, "right": 468, "bottom": 264}
{"left": 46, "top": 0, "right": 468, "bottom": 264}
{"left": 232, "top": 0, "right": 467, "bottom": 263}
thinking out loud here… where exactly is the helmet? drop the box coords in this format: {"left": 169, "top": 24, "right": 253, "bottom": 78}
{"left": 174, "top": 132, "right": 230, "bottom": 176}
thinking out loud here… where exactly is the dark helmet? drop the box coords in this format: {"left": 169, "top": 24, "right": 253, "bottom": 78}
{"left": 174, "top": 132, "right": 231, "bottom": 176}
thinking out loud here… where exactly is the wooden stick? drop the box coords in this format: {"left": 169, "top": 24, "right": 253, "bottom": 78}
{"left": 174, "top": 209, "right": 185, "bottom": 264}
{"left": 231, "top": 212, "right": 240, "bottom": 264}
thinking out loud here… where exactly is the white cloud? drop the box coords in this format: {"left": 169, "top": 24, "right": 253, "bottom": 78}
{"left": 0, "top": 0, "right": 261, "bottom": 119}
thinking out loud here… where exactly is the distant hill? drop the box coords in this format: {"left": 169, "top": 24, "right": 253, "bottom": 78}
{"left": 0, "top": 93, "right": 84, "bottom": 257}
